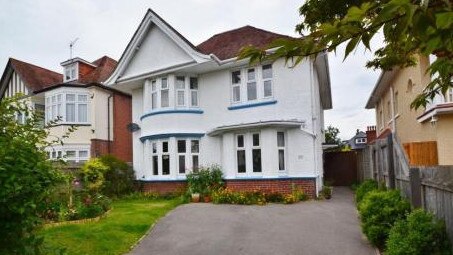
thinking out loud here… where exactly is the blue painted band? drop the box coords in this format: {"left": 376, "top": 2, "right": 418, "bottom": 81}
{"left": 140, "top": 132, "right": 205, "bottom": 142}
{"left": 227, "top": 100, "right": 277, "bottom": 110}
{"left": 140, "top": 109, "right": 203, "bottom": 120}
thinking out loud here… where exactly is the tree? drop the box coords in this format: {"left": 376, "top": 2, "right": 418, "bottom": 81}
{"left": 240, "top": 0, "right": 452, "bottom": 109}
{"left": 0, "top": 96, "right": 66, "bottom": 254}
{"left": 324, "top": 125, "right": 342, "bottom": 145}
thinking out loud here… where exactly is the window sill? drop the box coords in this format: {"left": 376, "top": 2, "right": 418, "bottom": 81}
{"left": 49, "top": 123, "right": 91, "bottom": 127}
{"left": 140, "top": 108, "right": 203, "bottom": 120}
{"left": 228, "top": 100, "right": 277, "bottom": 111}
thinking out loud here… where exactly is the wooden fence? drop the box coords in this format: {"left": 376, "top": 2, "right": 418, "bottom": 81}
{"left": 366, "top": 133, "right": 453, "bottom": 245}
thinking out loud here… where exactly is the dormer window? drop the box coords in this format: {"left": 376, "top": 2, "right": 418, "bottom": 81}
{"left": 64, "top": 63, "right": 78, "bottom": 82}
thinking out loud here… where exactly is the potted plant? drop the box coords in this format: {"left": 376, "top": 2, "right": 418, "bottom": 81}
{"left": 191, "top": 192, "right": 200, "bottom": 203}
{"left": 321, "top": 186, "right": 332, "bottom": 199}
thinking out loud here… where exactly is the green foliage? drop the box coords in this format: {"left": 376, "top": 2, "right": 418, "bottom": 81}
{"left": 212, "top": 187, "right": 308, "bottom": 205}
{"left": 212, "top": 188, "right": 267, "bottom": 205}
{"left": 0, "top": 95, "right": 70, "bottom": 254}
{"left": 385, "top": 209, "right": 452, "bottom": 255}
{"left": 186, "top": 165, "right": 224, "bottom": 197}
{"left": 0, "top": 96, "right": 66, "bottom": 254}
{"left": 324, "top": 125, "right": 342, "bottom": 145}
{"left": 320, "top": 185, "right": 333, "bottom": 199}
{"left": 358, "top": 190, "right": 411, "bottom": 249}
{"left": 239, "top": 0, "right": 453, "bottom": 109}
{"left": 355, "top": 179, "right": 379, "bottom": 204}
{"left": 98, "top": 155, "right": 135, "bottom": 197}
{"left": 80, "top": 158, "right": 109, "bottom": 193}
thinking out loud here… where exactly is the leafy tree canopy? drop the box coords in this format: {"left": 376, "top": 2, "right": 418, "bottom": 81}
{"left": 324, "top": 125, "right": 342, "bottom": 145}
{"left": 240, "top": 0, "right": 452, "bottom": 109}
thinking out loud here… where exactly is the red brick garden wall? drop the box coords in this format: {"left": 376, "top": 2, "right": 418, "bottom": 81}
{"left": 141, "top": 181, "right": 187, "bottom": 195}
{"left": 139, "top": 178, "right": 316, "bottom": 198}
{"left": 225, "top": 178, "right": 316, "bottom": 198}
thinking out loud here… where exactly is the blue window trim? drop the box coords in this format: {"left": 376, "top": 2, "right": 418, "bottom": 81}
{"left": 140, "top": 132, "right": 205, "bottom": 143}
{"left": 227, "top": 100, "right": 277, "bottom": 110}
{"left": 140, "top": 109, "right": 203, "bottom": 121}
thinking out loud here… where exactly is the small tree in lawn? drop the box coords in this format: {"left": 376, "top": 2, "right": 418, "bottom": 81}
{"left": 0, "top": 95, "right": 67, "bottom": 254}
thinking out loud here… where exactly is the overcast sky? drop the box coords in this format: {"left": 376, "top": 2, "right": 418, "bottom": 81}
{"left": 0, "top": 0, "right": 380, "bottom": 139}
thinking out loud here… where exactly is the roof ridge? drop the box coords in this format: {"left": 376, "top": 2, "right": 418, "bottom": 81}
{"left": 9, "top": 58, "right": 62, "bottom": 75}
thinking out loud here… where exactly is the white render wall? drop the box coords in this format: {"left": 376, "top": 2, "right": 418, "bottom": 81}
{"left": 132, "top": 58, "right": 326, "bottom": 185}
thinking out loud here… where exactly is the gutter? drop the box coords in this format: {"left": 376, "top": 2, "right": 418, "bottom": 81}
{"left": 107, "top": 93, "right": 113, "bottom": 154}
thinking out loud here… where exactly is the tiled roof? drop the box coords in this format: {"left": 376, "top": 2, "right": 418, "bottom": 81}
{"left": 197, "top": 25, "right": 291, "bottom": 60}
{"left": 9, "top": 58, "right": 62, "bottom": 91}
{"left": 79, "top": 56, "right": 118, "bottom": 83}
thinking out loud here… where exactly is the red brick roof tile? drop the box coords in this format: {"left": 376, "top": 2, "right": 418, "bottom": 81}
{"left": 197, "top": 25, "right": 291, "bottom": 60}
{"left": 79, "top": 56, "right": 118, "bottom": 83}
{"left": 9, "top": 58, "right": 62, "bottom": 91}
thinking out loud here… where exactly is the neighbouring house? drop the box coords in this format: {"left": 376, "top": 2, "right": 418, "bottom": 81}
{"left": 106, "top": 9, "right": 332, "bottom": 197}
{"left": 0, "top": 56, "right": 133, "bottom": 163}
{"left": 365, "top": 54, "right": 453, "bottom": 166}
{"left": 345, "top": 129, "right": 367, "bottom": 150}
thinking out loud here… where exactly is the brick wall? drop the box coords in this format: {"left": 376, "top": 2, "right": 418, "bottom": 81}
{"left": 140, "top": 181, "right": 187, "bottom": 195}
{"left": 225, "top": 178, "right": 316, "bottom": 198}
{"left": 111, "top": 93, "right": 132, "bottom": 162}
{"left": 90, "top": 139, "right": 111, "bottom": 158}
{"left": 139, "top": 178, "right": 317, "bottom": 198}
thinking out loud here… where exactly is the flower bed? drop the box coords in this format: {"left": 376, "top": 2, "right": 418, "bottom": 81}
{"left": 211, "top": 188, "right": 308, "bottom": 205}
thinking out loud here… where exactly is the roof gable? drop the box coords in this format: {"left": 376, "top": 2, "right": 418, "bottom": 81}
{"left": 197, "top": 26, "right": 290, "bottom": 60}
{"left": 106, "top": 9, "right": 211, "bottom": 84}
{"left": 0, "top": 58, "right": 62, "bottom": 97}
{"left": 121, "top": 24, "right": 194, "bottom": 79}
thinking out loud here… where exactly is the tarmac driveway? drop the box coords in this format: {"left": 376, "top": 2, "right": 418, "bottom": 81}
{"left": 128, "top": 187, "right": 376, "bottom": 255}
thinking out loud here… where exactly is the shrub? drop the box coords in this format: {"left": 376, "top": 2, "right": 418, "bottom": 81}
{"left": 80, "top": 158, "right": 109, "bottom": 193}
{"left": 320, "top": 185, "right": 332, "bottom": 199}
{"left": 355, "top": 179, "right": 378, "bottom": 204}
{"left": 265, "top": 192, "right": 285, "bottom": 203}
{"left": 283, "top": 194, "right": 299, "bottom": 204}
{"left": 358, "top": 190, "right": 411, "bottom": 249}
{"left": 212, "top": 189, "right": 266, "bottom": 205}
{"left": 386, "top": 209, "right": 452, "bottom": 255}
{"left": 0, "top": 96, "right": 66, "bottom": 254}
{"left": 186, "top": 165, "right": 224, "bottom": 197}
{"left": 99, "top": 155, "right": 135, "bottom": 197}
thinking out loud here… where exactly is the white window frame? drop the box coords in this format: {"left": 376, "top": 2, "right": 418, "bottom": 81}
{"left": 177, "top": 139, "right": 187, "bottom": 175}
{"left": 161, "top": 140, "right": 170, "bottom": 175}
{"left": 175, "top": 76, "right": 186, "bottom": 107}
{"left": 151, "top": 80, "right": 158, "bottom": 110}
{"left": 251, "top": 132, "right": 262, "bottom": 173}
{"left": 45, "top": 91, "right": 90, "bottom": 125}
{"left": 160, "top": 77, "right": 169, "bottom": 108}
{"left": 189, "top": 77, "right": 199, "bottom": 107}
{"left": 262, "top": 64, "right": 273, "bottom": 98}
{"left": 231, "top": 70, "right": 242, "bottom": 103}
{"left": 47, "top": 145, "right": 90, "bottom": 163}
{"left": 236, "top": 134, "right": 247, "bottom": 174}
{"left": 191, "top": 139, "right": 200, "bottom": 173}
{"left": 356, "top": 138, "right": 367, "bottom": 144}
{"left": 152, "top": 142, "right": 159, "bottom": 176}
{"left": 63, "top": 63, "right": 78, "bottom": 82}
{"left": 230, "top": 64, "right": 274, "bottom": 105}
{"left": 277, "top": 131, "right": 286, "bottom": 172}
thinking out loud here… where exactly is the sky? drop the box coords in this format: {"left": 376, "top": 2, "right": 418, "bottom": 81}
{"left": 0, "top": 0, "right": 381, "bottom": 140}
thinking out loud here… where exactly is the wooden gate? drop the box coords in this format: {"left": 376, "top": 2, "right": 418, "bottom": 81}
{"left": 324, "top": 151, "right": 358, "bottom": 186}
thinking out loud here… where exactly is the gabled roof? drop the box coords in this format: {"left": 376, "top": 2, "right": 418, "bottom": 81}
{"left": 6, "top": 58, "right": 62, "bottom": 91}
{"left": 365, "top": 69, "right": 398, "bottom": 109}
{"left": 197, "top": 25, "right": 291, "bottom": 60}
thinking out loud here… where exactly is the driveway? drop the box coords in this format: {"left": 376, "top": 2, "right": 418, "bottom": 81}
{"left": 129, "top": 187, "right": 376, "bottom": 255}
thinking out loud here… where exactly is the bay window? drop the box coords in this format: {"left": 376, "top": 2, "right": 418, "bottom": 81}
{"left": 148, "top": 76, "right": 199, "bottom": 111}
{"left": 46, "top": 92, "right": 89, "bottom": 124}
{"left": 262, "top": 64, "right": 273, "bottom": 98}
{"left": 236, "top": 132, "right": 262, "bottom": 174}
{"left": 252, "top": 133, "right": 262, "bottom": 172}
{"left": 232, "top": 71, "right": 241, "bottom": 103}
{"left": 149, "top": 138, "right": 201, "bottom": 177}
{"left": 247, "top": 68, "right": 257, "bottom": 101}
{"left": 236, "top": 134, "right": 246, "bottom": 173}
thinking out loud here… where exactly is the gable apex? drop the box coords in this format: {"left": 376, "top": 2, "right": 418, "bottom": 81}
{"left": 106, "top": 9, "right": 211, "bottom": 85}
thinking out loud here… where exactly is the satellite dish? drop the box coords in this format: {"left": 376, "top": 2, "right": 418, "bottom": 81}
{"left": 127, "top": 123, "right": 140, "bottom": 132}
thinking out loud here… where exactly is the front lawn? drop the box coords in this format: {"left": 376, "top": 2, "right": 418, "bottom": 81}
{"left": 40, "top": 198, "right": 182, "bottom": 255}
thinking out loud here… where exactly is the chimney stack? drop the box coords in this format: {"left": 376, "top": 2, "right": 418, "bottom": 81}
{"left": 366, "top": 126, "right": 377, "bottom": 144}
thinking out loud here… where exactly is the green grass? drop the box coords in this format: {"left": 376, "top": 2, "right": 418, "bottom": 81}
{"left": 40, "top": 198, "right": 182, "bottom": 255}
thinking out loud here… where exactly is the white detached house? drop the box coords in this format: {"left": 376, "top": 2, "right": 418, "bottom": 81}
{"left": 107, "top": 9, "right": 332, "bottom": 197}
